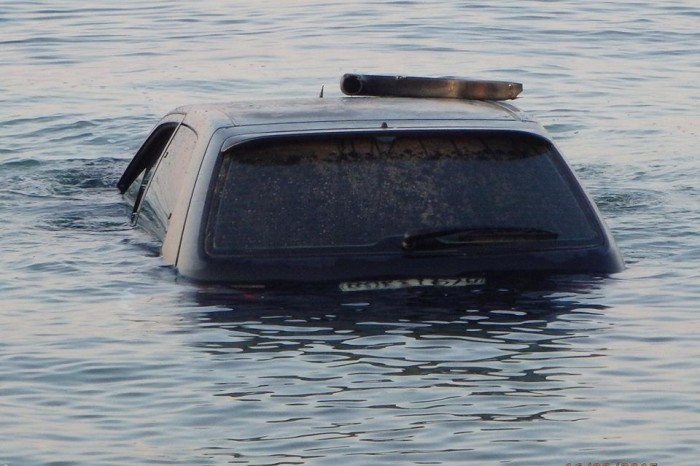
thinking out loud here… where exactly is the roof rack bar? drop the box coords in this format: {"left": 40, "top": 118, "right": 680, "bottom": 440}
{"left": 340, "top": 73, "right": 523, "bottom": 101}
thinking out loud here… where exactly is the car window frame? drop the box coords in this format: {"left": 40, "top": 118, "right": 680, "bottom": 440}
{"left": 135, "top": 123, "right": 198, "bottom": 240}
{"left": 117, "top": 119, "right": 182, "bottom": 194}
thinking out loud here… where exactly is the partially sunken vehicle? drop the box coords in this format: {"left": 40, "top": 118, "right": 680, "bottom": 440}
{"left": 118, "top": 74, "right": 624, "bottom": 291}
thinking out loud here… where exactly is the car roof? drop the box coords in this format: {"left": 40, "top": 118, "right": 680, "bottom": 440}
{"left": 173, "top": 96, "right": 534, "bottom": 129}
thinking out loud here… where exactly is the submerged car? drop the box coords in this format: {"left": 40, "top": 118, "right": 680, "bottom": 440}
{"left": 118, "top": 74, "right": 624, "bottom": 291}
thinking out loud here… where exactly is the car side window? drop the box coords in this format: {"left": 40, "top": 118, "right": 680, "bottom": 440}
{"left": 137, "top": 125, "right": 198, "bottom": 240}
{"left": 118, "top": 122, "right": 179, "bottom": 204}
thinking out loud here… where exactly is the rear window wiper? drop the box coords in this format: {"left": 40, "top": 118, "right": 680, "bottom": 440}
{"left": 401, "top": 226, "right": 559, "bottom": 251}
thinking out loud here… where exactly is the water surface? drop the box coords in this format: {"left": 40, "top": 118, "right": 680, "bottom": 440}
{"left": 1, "top": 1, "right": 698, "bottom": 465}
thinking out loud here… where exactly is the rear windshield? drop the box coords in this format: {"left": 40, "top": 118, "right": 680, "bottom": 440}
{"left": 206, "top": 131, "right": 600, "bottom": 254}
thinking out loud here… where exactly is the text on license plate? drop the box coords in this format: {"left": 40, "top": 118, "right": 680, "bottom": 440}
{"left": 339, "top": 277, "right": 486, "bottom": 292}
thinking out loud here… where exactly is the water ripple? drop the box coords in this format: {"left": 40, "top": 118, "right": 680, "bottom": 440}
{"left": 0, "top": 1, "right": 698, "bottom": 465}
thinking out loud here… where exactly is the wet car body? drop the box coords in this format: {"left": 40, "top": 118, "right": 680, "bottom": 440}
{"left": 118, "top": 75, "right": 624, "bottom": 291}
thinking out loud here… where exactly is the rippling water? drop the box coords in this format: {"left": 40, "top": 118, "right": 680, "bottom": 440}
{"left": 1, "top": 1, "right": 698, "bottom": 465}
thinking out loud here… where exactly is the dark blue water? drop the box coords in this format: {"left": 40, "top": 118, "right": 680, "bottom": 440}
{"left": 1, "top": 1, "right": 698, "bottom": 465}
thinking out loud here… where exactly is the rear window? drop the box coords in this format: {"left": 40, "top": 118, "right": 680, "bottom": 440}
{"left": 206, "top": 131, "right": 600, "bottom": 254}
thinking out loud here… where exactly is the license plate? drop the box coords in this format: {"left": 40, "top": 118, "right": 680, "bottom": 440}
{"left": 339, "top": 277, "right": 486, "bottom": 292}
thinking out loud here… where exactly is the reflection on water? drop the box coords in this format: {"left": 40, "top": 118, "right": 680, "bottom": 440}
{"left": 191, "top": 278, "right": 609, "bottom": 354}
{"left": 172, "top": 281, "right": 612, "bottom": 464}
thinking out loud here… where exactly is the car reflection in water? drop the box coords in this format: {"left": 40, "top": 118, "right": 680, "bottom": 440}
{"left": 175, "top": 276, "right": 612, "bottom": 462}
{"left": 184, "top": 276, "right": 609, "bottom": 357}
